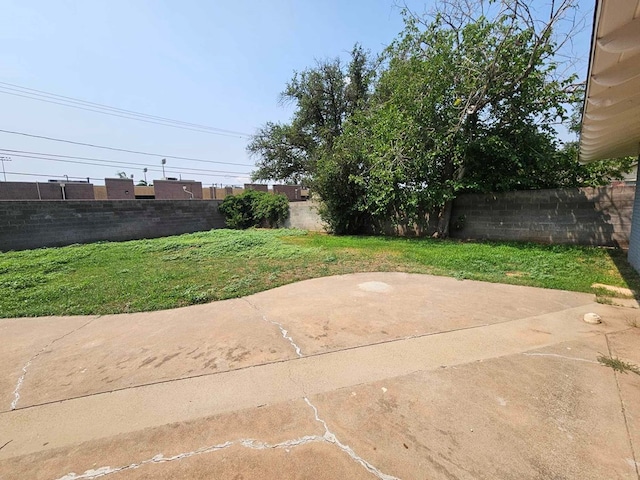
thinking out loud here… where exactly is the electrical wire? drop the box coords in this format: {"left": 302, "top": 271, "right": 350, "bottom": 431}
{"left": 0, "top": 129, "right": 254, "bottom": 166}
{"left": 0, "top": 149, "right": 250, "bottom": 175}
{"left": 3, "top": 170, "right": 101, "bottom": 181}
{"left": 0, "top": 81, "right": 251, "bottom": 136}
{"left": 0, "top": 82, "right": 253, "bottom": 138}
{"left": 5, "top": 170, "right": 244, "bottom": 186}
{"left": 3, "top": 155, "right": 245, "bottom": 179}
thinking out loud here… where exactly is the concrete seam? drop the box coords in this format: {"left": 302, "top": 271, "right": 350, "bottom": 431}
{"left": 605, "top": 333, "right": 640, "bottom": 480}
{"left": 9, "top": 316, "right": 100, "bottom": 411}
{"left": 521, "top": 352, "right": 599, "bottom": 364}
{"left": 2, "top": 305, "right": 604, "bottom": 414}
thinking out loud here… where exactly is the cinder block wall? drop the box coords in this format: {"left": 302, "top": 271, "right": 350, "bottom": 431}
{"left": 450, "top": 186, "right": 635, "bottom": 248}
{"left": 627, "top": 171, "right": 640, "bottom": 272}
{"left": 285, "top": 187, "right": 635, "bottom": 247}
{"left": 0, "top": 200, "right": 225, "bottom": 251}
{"left": 285, "top": 201, "right": 325, "bottom": 231}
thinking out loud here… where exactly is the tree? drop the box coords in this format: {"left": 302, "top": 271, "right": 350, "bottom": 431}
{"left": 318, "top": 0, "right": 584, "bottom": 236}
{"left": 248, "top": 44, "right": 375, "bottom": 184}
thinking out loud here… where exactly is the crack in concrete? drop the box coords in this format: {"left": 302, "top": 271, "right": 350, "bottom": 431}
{"left": 605, "top": 334, "right": 640, "bottom": 480}
{"left": 10, "top": 316, "right": 99, "bottom": 411}
{"left": 53, "top": 398, "right": 399, "bottom": 480}
{"left": 244, "top": 299, "right": 303, "bottom": 357}
{"left": 522, "top": 352, "right": 599, "bottom": 364}
{"left": 54, "top": 436, "right": 326, "bottom": 479}
{"left": 304, "top": 397, "right": 400, "bottom": 480}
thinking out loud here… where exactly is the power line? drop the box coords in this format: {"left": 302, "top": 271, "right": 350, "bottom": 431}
{"left": 0, "top": 149, "right": 250, "bottom": 175}
{"left": 4, "top": 170, "right": 101, "bottom": 181}
{"left": 0, "top": 82, "right": 253, "bottom": 138}
{"left": 3, "top": 155, "right": 246, "bottom": 179}
{"left": 0, "top": 81, "right": 252, "bottom": 136}
{"left": 0, "top": 129, "right": 254, "bottom": 167}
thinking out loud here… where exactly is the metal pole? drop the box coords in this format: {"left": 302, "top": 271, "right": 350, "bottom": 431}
{"left": 161, "top": 159, "right": 166, "bottom": 178}
{"left": 0, "top": 156, "right": 11, "bottom": 181}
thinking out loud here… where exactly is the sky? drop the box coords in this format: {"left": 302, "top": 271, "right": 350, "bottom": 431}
{"left": 0, "top": 0, "right": 593, "bottom": 187}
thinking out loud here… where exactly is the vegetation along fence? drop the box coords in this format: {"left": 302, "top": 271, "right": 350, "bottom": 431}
{"left": 0, "top": 186, "right": 634, "bottom": 251}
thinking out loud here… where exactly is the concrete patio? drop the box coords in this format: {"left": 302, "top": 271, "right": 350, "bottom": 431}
{"left": 1, "top": 272, "right": 639, "bottom": 479}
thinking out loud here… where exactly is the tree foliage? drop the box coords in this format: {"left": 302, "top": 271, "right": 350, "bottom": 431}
{"left": 251, "top": 0, "right": 632, "bottom": 236}
{"left": 219, "top": 189, "right": 289, "bottom": 229}
{"left": 248, "top": 44, "right": 375, "bottom": 184}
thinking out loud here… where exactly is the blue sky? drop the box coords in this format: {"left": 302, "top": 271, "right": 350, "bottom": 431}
{"left": 1, "top": 1, "right": 592, "bottom": 186}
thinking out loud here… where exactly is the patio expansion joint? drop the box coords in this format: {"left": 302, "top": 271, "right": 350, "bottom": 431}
{"left": 53, "top": 397, "right": 400, "bottom": 480}
{"left": 9, "top": 316, "right": 100, "bottom": 411}
{"left": 605, "top": 333, "right": 640, "bottom": 480}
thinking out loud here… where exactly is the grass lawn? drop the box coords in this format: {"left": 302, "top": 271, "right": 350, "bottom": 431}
{"left": 1, "top": 228, "right": 639, "bottom": 318}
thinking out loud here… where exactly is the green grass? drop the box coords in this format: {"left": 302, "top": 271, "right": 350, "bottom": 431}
{"left": 597, "top": 354, "right": 640, "bottom": 376}
{"left": 1, "top": 228, "right": 639, "bottom": 318}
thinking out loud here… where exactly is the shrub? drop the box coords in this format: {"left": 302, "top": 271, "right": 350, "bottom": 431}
{"left": 219, "top": 189, "right": 289, "bottom": 229}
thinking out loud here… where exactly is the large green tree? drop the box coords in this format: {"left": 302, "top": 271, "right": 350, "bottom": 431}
{"left": 248, "top": 44, "right": 375, "bottom": 184}
{"left": 316, "top": 0, "right": 584, "bottom": 236}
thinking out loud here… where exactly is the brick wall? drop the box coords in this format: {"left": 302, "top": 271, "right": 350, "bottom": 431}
{"left": 0, "top": 200, "right": 226, "bottom": 251}
{"left": 450, "top": 186, "right": 635, "bottom": 248}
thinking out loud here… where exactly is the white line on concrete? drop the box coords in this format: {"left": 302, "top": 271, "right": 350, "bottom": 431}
{"left": 522, "top": 352, "right": 599, "bottom": 364}
{"left": 54, "top": 436, "right": 327, "bottom": 480}
{"left": 10, "top": 317, "right": 98, "bottom": 410}
{"left": 10, "top": 359, "right": 33, "bottom": 411}
{"left": 244, "top": 299, "right": 303, "bottom": 357}
{"left": 304, "top": 397, "right": 400, "bottom": 480}
{"left": 53, "top": 398, "right": 400, "bottom": 480}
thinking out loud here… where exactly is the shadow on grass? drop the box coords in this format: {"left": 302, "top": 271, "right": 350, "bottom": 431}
{"left": 607, "top": 249, "right": 640, "bottom": 296}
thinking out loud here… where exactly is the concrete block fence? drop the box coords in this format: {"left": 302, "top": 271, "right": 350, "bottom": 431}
{"left": 0, "top": 185, "right": 635, "bottom": 251}
{"left": 0, "top": 200, "right": 225, "bottom": 251}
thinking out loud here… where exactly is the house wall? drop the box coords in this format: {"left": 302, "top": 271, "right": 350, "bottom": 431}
{"left": 105, "top": 178, "right": 135, "bottom": 200}
{"left": 0, "top": 182, "right": 95, "bottom": 200}
{"left": 154, "top": 180, "right": 203, "bottom": 200}
{"left": 0, "top": 200, "right": 225, "bottom": 251}
{"left": 273, "top": 185, "right": 303, "bottom": 202}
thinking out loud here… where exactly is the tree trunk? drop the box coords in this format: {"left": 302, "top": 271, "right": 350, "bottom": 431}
{"left": 433, "top": 200, "right": 453, "bottom": 238}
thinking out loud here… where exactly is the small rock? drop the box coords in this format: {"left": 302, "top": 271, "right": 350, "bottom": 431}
{"left": 583, "top": 313, "right": 602, "bottom": 324}
{"left": 381, "top": 387, "right": 387, "bottom": 393}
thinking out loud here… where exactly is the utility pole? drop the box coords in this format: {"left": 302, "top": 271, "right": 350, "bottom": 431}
{"left": 143, "top": 167, "right": 147, "bottom": 184}
{"left": 161, "top": 158, "right": 166, "bottom": 178}
{"left": 0, "top": 156, "right": 11, "bottom": 182}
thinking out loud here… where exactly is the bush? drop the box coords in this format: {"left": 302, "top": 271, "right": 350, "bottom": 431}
{"left": 219, "top": 189, "right": 289, "bottom": 229}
